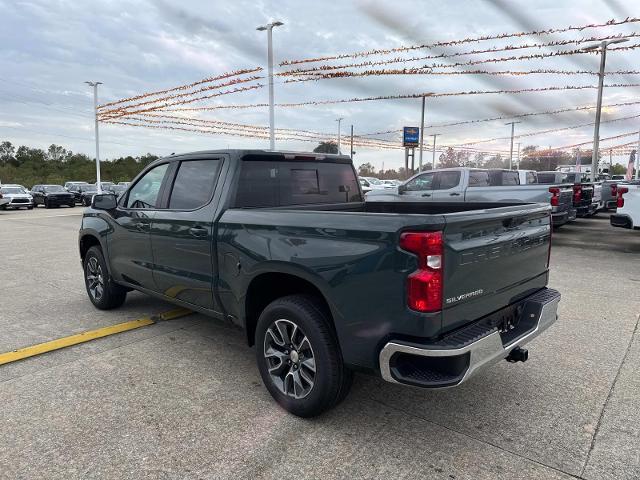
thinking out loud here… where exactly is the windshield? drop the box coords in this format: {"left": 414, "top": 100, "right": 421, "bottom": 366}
{"left": 82, "top": 187, "right": 98, "bottom": 193}
{"left": 367, "top": 178, "right": 382, "bottom": 185}
{"left": 43, "top": 186, "right": 65, "bottom": 192}
{"left": 1, "top": 187, "right": 25, "bottom": 194}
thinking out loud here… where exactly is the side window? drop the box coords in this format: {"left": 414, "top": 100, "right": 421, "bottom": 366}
{"left": 435, "top": 171, "right": 461, "bottom": 190}
{"left": 169, "top": 159, "right": 221, "bottom": 210}
{"left": 527, "top": 172, "right": 537, "bottom": 184}
{"left": 469, "top": 171, "right": 489, "bottom": 187}
{"left": 502, "top": 172, "right": 520, "bottom": 185}
{"left": 235, "top": 161, "right": 280, "bottom": 207}
{"left": 125, "top": 163, "right": 169, "bottom": 209}
{"left": 404, "top": 173, "right": 435, "bottom": 191}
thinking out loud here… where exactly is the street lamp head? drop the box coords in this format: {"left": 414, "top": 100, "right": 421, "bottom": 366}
{"left": 257, "top": 21, "right": 284, "bottom": 31}
{"left": 609, "top": 37, "right": 629, "bottom": 45}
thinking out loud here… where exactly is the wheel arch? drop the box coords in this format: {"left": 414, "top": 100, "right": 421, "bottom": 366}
{"left": 244, "top": 272, "right": 336, "bottom": 347}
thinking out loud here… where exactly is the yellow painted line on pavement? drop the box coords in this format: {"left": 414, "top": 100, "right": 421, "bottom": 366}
{"left": 0, "top": 308, "right": 192, "bottom": 366}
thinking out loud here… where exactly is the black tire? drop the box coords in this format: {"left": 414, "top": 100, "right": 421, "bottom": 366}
{"left": 68, "top": 202, "right": 75, "bottom": 208}
{"left": 83, "top": 246, "right": 127, "bottom": 310}
{"left": 44, "top": 199, "right": 50, "bottom": 209}
{"left": 27, "top": 206, "right": 33, "bottom": 210}
{"left": 255, "top": 294, "right": 352, "bottom": 417}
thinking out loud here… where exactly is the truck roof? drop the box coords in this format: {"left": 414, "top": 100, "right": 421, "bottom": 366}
{"left": 163, "top": 149, "right": 353, "bottom": 163}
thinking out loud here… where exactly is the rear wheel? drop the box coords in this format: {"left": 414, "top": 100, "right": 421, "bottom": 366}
{"left": 83, "top": 246, "right": 127, "bottom": 310}
{"left": 255, "top": 294, "right": 352, "bottom": 417}
{"left": 44, "top": 199, "right": 50, "bottom": 209}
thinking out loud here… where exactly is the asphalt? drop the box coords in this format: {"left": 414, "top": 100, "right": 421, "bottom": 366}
{"left": 0, "top": 207, "right": 638, "bottom": 480}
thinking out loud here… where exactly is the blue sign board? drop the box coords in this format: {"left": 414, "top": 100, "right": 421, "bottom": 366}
{"left": 403, "top": 127, "right": 420, "bottom": 147}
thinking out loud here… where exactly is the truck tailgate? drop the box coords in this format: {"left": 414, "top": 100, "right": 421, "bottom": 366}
{"left": 441, "top": 204, "right": 551, "bottom": 333}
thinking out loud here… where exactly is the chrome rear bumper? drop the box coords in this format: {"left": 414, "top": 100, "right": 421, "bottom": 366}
{"left": 379, "top": 288, "right": 560, "bottom": 388}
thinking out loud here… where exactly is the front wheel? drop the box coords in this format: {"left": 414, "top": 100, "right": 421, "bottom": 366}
{"left": 255, "top": 294, "right": 352, "bottom": 417}
{"left": 83, "top": 246, "right": 127, "bottom": 310}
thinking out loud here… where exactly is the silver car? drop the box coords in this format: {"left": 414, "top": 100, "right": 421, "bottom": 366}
{"left": 0, "top": 185, "right": 34, "bottom": 209}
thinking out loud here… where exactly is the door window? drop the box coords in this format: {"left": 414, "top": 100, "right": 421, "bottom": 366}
{"left": 435, "top": 171, "right": 461, "bottom": 190}
{"left": 468, "top": 170, "right": 490, "bottom": 187}
{"left": 404, "top": 173, "right": 435, "bottom": 191}
{"left": 169, "top": 159, "right": 222, "bottom": 210}
{"left": 125, "top": 163, "right": 169, "bottom": 209}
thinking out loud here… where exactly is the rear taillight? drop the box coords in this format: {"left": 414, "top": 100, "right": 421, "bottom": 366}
{"left": 610, "top": 183, "right": 618, "bottom": 197}
{"left": 617, "top": 187, "right": 629, "bottom": 208}
{"left": 399, "top": 231, "right": 443, "bottom": 313}
{"left": 548, "top": 187, "right": 560, "bottom": 206}
{"left": 572, "top": 185, "right": 582, "bottom": 204}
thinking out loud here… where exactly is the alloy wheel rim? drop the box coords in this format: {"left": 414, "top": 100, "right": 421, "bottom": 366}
{"left": 86, "top": 257, "right": 104, "bottom": 302}
{"left": 264, "top": 319, "right": 316, "bottom": 399}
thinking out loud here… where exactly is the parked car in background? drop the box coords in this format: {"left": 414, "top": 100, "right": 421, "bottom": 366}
{"left": 611, "top": 175, "right": 626, "bottom": 181}
{"left": 381, "top": 179, "right": 400, "bottom": 187}
{"left": 67, "top": 182, "right": 90, "bottom": 199}
{"left": 0, "top": 185, "right": 33, "bottom": 209}
{"left": 362, "top": 177, "right": 391, "bottom": 190}
{"left": 64, "top": 181, "right": 89, "bottom": 191}
{"left": 117, "top": 181, "right": 131, "bottom": 187}
{"left": 106, "top": 184, "right": 127, "bottom": 199}
{"left": 31, "top": 185, "right": 76, "bottom": 208}
{"left": 610, "top": 183, "right": 639, "bottom": 230}
{"left": 537, "top": 171, "right": 596, "bottom": 217}
{"left": 79, "top": 185, "right": 99, "bottom": 206}
{"left": 79, "top": 149, "right": 559, "bottom": 417}
{"left": 358, "top": 177, "right": 373, "bottom": 193}
{"left": 368, "top": 168, "right": 575, "bottom": 226}
{"left": 0, "top": 192, "right": 11, "bottom": 209}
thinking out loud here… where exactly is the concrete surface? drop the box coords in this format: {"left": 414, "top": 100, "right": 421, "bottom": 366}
{"left": 0, "top": 208, "right": 638, "bottom": 479}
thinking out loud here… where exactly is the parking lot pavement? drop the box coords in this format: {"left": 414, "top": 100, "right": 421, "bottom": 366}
{"left": 0, "top": 209, "right": 638, "bottom": 479}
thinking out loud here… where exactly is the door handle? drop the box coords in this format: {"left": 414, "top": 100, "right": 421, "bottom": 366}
{"left": 189, "top": 226, "right": 208, "bottom": 237}
{"left": 421, "top": 193, "right": 431, "bottom": 197}
{"left": 135, "top": 222, "right": 150, "bottom": 231}
{"left": 449, "top": 192, "right": 461, "bottom": 196}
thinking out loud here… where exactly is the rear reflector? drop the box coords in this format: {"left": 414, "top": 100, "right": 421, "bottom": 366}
{"left": 610, "top": 183, "right": 618, "bottom": 197}
{"left": 399, "top": 231, "right": 443, "bottom": 313}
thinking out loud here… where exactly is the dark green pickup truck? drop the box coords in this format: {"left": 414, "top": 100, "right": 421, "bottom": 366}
{"left": 79, "top": 150, "right": 560, "bottom": 416}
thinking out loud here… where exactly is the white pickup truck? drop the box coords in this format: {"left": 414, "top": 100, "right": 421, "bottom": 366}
{"left": 610, "top": 183, "right": 640, "bottom": 230}
{"left": 367, "top": 167, "right": 576, "bottom": 226}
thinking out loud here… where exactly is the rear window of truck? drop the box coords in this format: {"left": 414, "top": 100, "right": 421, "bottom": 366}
{"left": 234, "top": 160, "right": 362, "bottom": 207}
{"left": 537, "top": 173, "right": 557, "bottom": 184}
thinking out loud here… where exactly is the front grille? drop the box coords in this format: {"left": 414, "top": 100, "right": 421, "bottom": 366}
{"left": 11, "top": 198, "right": 28, "bottom": 203}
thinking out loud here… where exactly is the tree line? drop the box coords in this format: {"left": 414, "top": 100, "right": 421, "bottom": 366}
{"left": 0, "top": 141, "right": 158, "bottom": 187}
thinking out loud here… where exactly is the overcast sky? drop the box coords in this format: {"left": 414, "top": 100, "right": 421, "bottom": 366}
{"left": 1, "top": 0, "right": 639, "bottom": 170}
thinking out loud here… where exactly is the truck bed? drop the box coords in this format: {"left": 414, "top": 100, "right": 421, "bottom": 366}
{"left": 217, "top": 201, "right": 551, "bottom": 369}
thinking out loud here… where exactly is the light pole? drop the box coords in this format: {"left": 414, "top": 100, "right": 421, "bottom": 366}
{"left": 636, "top": 129, "right": 640, "bottom": 179}
{"left": 505, "top": 121, "right": 521, "bottom": 170}
{"left": 85, "top": 81, "right": 103, "bottom": 193}
{"left": 516, "top": 142, "right": 521, "bottom": 169}
{"left": 430, "top": 134, "right": 439, "bottom": 170}
{"left": 336, "top": 117, "right": 344, "bottom": 154}
{"left": 584, "top": 38, "right": 628, "bottom": 181}
{"left": 256, "top": 21, "right": 284, "bottom": 150}
{"left": 419, "top": 96, "right": 426, "bottom": 170}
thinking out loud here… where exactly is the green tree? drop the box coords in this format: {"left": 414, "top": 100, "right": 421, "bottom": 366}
{"left": 358, "top": 162, "right": 376, "bottom": 176}
{"left": 313, "top": 141, "right": 338, "bottom": 154}
{"left": 47, "top": 144, "right": 67, "bottom": 162}
{"left": 0, "top": 141, "right": 15, "bottom": 164}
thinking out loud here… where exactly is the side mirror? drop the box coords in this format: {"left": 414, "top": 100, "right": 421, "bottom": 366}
{"left": 91, "top": 193, "right": 117, "bottom": 210}
{"left": 398, "top": 184, "right": 407, "bottom": 194}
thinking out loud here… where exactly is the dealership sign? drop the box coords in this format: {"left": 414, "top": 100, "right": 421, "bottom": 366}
{"left": 403, "top": 127, "right": 420, "bottom": 147}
